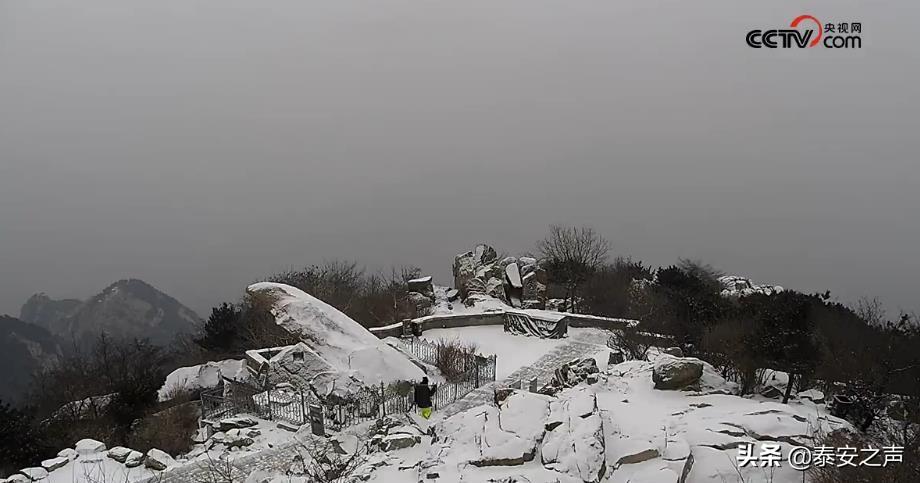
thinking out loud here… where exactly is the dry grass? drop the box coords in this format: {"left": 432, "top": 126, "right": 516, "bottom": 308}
{"left": 435, "top": 339, "right": 479, "bottom": 383}
{"left": 128, "top": 401, "right": 200, "bottom": 456}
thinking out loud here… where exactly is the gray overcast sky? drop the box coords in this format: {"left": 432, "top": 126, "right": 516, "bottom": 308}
{"left": 1, "top": 0, "right": 918, "bottom": 318}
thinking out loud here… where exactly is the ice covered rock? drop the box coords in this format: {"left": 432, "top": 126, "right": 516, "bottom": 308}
{"left": 652, "top": 356, "right": 703, "bottom": 390}
{"left": 40, "top": 456, "right": 68, "bottom": 472}
{"left": 75, "top": 438, "right": 106, "bottom": 455}
{"left": 144, "top": 448, "right": 176, "bottom": 471}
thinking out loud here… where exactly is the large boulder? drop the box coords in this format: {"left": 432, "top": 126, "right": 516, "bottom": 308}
{"left": 124, "top": 451, "right": 145, "bottom": 468}
{"left": 144, "top": 449, "right": 176, "bottom": 471}
{"left": 56, "top": 448, "right": 78, "bottom": 461}
{"left": 40, "top": 457, "right": 69, "bottom": 472}
{"left": 407, "top": 276, "right": 435, "bottom": 298}
{"left": 652, "top": 356, "right": 703, "bottom": 390}
{"left": 245, "top": 283, "right": 425, "bottom": 394}
{"left": 18, "top": 468, "right": 48, "bottom": 481}
{"left": 107, "top": 446, "right": 134, "bottom": 463}
{"left": 75, "top": 438, "right": 106, "bottom": 455}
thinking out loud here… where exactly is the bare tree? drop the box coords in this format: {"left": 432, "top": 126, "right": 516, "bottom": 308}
{"left": 537, "top": 224, "right": 610, "bottom": 312}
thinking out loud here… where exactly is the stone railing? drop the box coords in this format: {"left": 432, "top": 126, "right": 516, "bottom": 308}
{"left": 369, "top": 310, "right": 637, "bottom": 339}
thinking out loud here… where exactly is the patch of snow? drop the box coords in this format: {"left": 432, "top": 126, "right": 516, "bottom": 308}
{"left": 158, "top": 359, "right": 244, "bottom": 401}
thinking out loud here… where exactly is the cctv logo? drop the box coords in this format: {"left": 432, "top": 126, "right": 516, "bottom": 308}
{"left": 747, "top": 15, "right": 862, "bottom": 49}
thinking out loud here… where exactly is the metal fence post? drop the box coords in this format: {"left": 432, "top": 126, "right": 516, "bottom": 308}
{"left": 300, "top": 390, "right": 306, "bottom": 425}
{"left": 266, "top": 388, "right": 273, "bottom": 421}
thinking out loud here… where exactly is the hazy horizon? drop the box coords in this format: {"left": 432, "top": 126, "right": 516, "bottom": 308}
{"left": 2, "top": 0, "right": 918, "bottom": 320}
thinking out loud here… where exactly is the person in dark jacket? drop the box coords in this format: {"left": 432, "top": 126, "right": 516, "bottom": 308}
{"left": 414, "top": 377, "right": 437, "bottom": 419}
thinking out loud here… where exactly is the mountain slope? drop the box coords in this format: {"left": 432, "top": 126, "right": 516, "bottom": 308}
{"left": 20, "top": 279, "right": 202, "bottom": 347}
{"left": 19, "top": 293, "right": 82, "bottom": 335}
{"left": 65, "top": 279, "right": 202, "bottom": 346}
{"left": 0, "top": 315, "right": 62, "bottom": 403}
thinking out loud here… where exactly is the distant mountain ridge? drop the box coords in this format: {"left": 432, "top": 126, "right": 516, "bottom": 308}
{"left": 20, "top": 293, "right": 82, "bottom": 334}
{"left": 19, "top": 279, "right": 202, "bottom": 347}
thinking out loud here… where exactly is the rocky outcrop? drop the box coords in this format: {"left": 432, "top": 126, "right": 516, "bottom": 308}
{"left": 719, "top": 275, "right": 783, "bottom": 298}
{"left": 541, "top": 388, "right": 606, "bottom": 482}
{"left": 452, "top": 244, "right": 546, "bottom": 309}
{"left": 540, "top": 357, "right": 601, "bottom": 395}
{"left": 652, "top": 356, "right": 703, "bottom": 390}
{"left": 370, "top": 416, "right": 424, "bottom": 452}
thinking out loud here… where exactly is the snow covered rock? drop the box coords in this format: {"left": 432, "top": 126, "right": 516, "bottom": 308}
{"left": 719, "top": 275, "right": 783, "bottom": 298}
{"left": 652, "top": 356, "right": 703, "bottom": 390}
{"left": 158, "top": 359, "right": 244, "bottom": 401}
{"left": 661, "top": 347, "right": 683, "bottom": 357}
{"left": 216, "top": 416, "right": 259, "bottom": 431}
{"left": 56, "top": 448, "right": 78, "bottom": 461}
{"left": 17, "top": 468, "right": 48, "bottom": 481}
{"left": 106, "top": 446, "right": 134, "bottom": 463}
{"left": 407, "top": 276, "right": 435, "bottom": 298}
{"left": 540, "top": 357, "right": 601, "bottom": 395}
{"left": 798, "top": 389, "right": 826, "bottom": 404}
{"left": 453, "top": 244, "right": 497, "bottom": 298}
{"left": 124, "top": 451, "right": 144, "bottom": 468}
{"left": 75, "top": 438, "right": 106, "bottom": 455}
{"left": 245, "top": 283, "right": 424, "bottom": 394}
{"left": 224, "top": 428, "right": 257, "bottom": 448}
{"left": 541, "top": 388, "right": 606, "bottom": 482}
{"left": 380, "top": 433, "right": 420, "bottom": 451}
{"left": 422, "top": 391, "right": 551, "bottom": 475}
{"left": 505, "top": 263, "right": 522, "bottom": 289}
{"left": 40, "top": 456, "right": 68, "bottom": 472}
{"left": 144, "top": 448, "right": 176, "bottom": 471}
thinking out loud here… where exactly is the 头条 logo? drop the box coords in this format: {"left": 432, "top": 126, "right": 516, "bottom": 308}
{"left": 746, "top": 15, "right": 862, "bottom": 49}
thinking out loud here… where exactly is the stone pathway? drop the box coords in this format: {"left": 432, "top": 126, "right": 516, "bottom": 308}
{"left": 149, "top": 329, "right": 612, "bottom": 482}
{"left": 439, "top": 329, "right": 610, "bottom": 419}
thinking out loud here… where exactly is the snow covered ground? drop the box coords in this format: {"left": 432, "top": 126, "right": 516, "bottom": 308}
{"left": 421, "top": 325, "right": 587, "bottom": 380}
